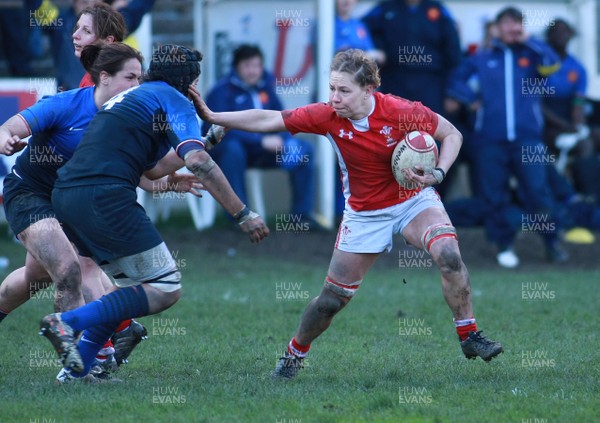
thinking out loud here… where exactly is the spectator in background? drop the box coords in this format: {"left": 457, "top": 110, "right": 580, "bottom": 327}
{"left": 335, "top": 0, "right": 385, "bottom": 63}
{"left": 362, "top": 0, "right": 461, "bottom": 113}
{"left": 543, "top": 19, "right": 587, "bottom": 151}
{"left": 203, "top": 44, "right": 318, "bottom": 227}
{"left": 0, "top": 0, "right": 43, "bottom": 76}
{"left": 442, "top": 20, "right": 498, "bottom": 205}
{"left": 447, "top": 7, "right": 568, "bottom": 268}
{"left": 542, "top": 19, "right": 600, "bottom": 204}
{"left": 47, "top": 0, "right": 154, "bottom": 90}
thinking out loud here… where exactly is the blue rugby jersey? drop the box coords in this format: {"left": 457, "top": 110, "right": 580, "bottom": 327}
{"left": 55, "top": 81, "right": 204, "bottom": 188}
{"left": 12, "top": 87, "right": 97, "bottom": 194}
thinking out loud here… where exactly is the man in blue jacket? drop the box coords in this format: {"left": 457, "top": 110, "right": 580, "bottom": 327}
{"left": 203, "top": 44, "right": 316, "bottom": 225}
{"left": 447, "top": 7, "right": 567, "bottom": 268}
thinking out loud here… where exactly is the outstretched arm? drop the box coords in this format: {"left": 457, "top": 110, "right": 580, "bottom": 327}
{"left": 138, "top": 173, "right": 203, "bottom": 197}
{"left": 184, "top": 149, "right": 269, "bottom": 243}
{"left": 189, "top": 85, "right": 286, "bottom": 133}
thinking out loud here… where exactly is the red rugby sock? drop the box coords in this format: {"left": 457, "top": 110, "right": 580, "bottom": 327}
{"left": 115, "top": 319, "right": 132, "bottom": 333}
{"left": 454, "top": 317, "right": 477, "bottom": 341}
{"left": 288, "top": 337, "right": 311, "bottom": 358}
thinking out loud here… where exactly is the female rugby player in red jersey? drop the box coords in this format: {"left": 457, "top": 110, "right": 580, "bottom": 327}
{"left": 191, "top": 49, "right": 504, "bottom": 379}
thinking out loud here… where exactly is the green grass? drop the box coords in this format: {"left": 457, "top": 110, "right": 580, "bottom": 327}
{"left": 0, "top": 230, "right": 598, "bottom": 423}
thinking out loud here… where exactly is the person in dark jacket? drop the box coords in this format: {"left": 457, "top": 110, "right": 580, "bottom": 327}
{"left": 362, "top": 0, "right": 461, "bottom": 114}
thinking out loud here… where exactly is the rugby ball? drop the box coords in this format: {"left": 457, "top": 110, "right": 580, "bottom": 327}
{"left": 391, "top": 131, "right": 438, "bottom": 189}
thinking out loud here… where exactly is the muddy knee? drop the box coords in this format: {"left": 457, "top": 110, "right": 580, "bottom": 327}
{"left": 319, "top": 276, "right": 361, "bottom": 316}
{"left": 435, "top": 245, "right": 463, "bottom": 274}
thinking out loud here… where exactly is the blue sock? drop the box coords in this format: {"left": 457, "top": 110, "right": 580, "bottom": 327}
{"left": 0, "top": 310, "right": 7, "bottom": 323}
{"left": 61, "top": 286, "right": 149, "bottom": 332}
{"left": 70, "top": 323, "right": 120, "bottom": 377}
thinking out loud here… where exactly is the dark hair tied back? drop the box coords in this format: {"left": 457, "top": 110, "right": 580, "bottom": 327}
{"left": 80, "top": 42, "right": 143, "bottom": 86}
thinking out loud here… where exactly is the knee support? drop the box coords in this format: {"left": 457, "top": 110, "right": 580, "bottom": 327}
{"left": 324, "top": 275, "right": 362, "bottom": 298}
{"left": 109, "top": 270, "right": 181, "bottom": 293}
{"left": 422, "top": 223, "right": 457, "bottom": 253}
{"left": 102, "top": 244, "right": 182, "bottom": 293}
{"left": 144, "top": 270, "right": 182, "bottom": 293}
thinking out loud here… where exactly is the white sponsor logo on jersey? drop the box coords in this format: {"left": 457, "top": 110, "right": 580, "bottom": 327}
{"left": 339, "top": 129, "right": 353, "bottom": 139}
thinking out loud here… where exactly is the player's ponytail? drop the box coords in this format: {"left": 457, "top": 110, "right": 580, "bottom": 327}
{"left": 80, "top": 42, "right": 104, "bottom": 76}
{"left": 81, "top": 42, "right": 143, "bottom": 86}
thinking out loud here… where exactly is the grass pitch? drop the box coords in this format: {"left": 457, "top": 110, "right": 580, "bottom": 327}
{"left": 0, "top": 225, "right": 598, "bottom": 423}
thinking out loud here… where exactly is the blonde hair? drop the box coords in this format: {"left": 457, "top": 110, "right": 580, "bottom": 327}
{"left": 330, "top": 49, "right": 381, "bottom": 88}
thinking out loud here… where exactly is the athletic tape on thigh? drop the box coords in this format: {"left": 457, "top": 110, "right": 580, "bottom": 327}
{"left": 422, "top": 223, "right": 457, "bottom": 252}
{"left": 324, "top": 275, "right": 362, "bottom": 298}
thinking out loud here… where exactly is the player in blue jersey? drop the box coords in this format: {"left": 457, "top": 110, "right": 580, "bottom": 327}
{"left": 39, "top": 45, "right": 269, "bottom": 383}
{"left": 0, "top": 43, "right": 202, "bottom": 374}
{"left": 6, "top": 3, "right": 143, "bottom": 368}
{"left": 0, "top": 43, "right": 144, "bottom": 318}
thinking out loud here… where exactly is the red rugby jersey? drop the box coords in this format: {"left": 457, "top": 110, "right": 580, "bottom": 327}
{"left": 282, "top": 91, "right": 438, "bottom": 212}
{"left": 79, "top": 72, "right": 93, "bottom": 88}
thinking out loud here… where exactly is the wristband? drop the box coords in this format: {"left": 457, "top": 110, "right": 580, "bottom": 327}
{"left": 432, "top": 167, "right": 446, "bottom": 184}
{"left": 233, "top": 205, "right": 250, "bottom": 222}
{"left": 239, "top": 210, "right": 260, "bottom": 225}
{"left": 204, "top": 125, "right": 226, "bottom": 150}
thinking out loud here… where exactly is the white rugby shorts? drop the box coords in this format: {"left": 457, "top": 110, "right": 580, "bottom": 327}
{"left": 335, "top": 187, "right": 445, "bottom": 254}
